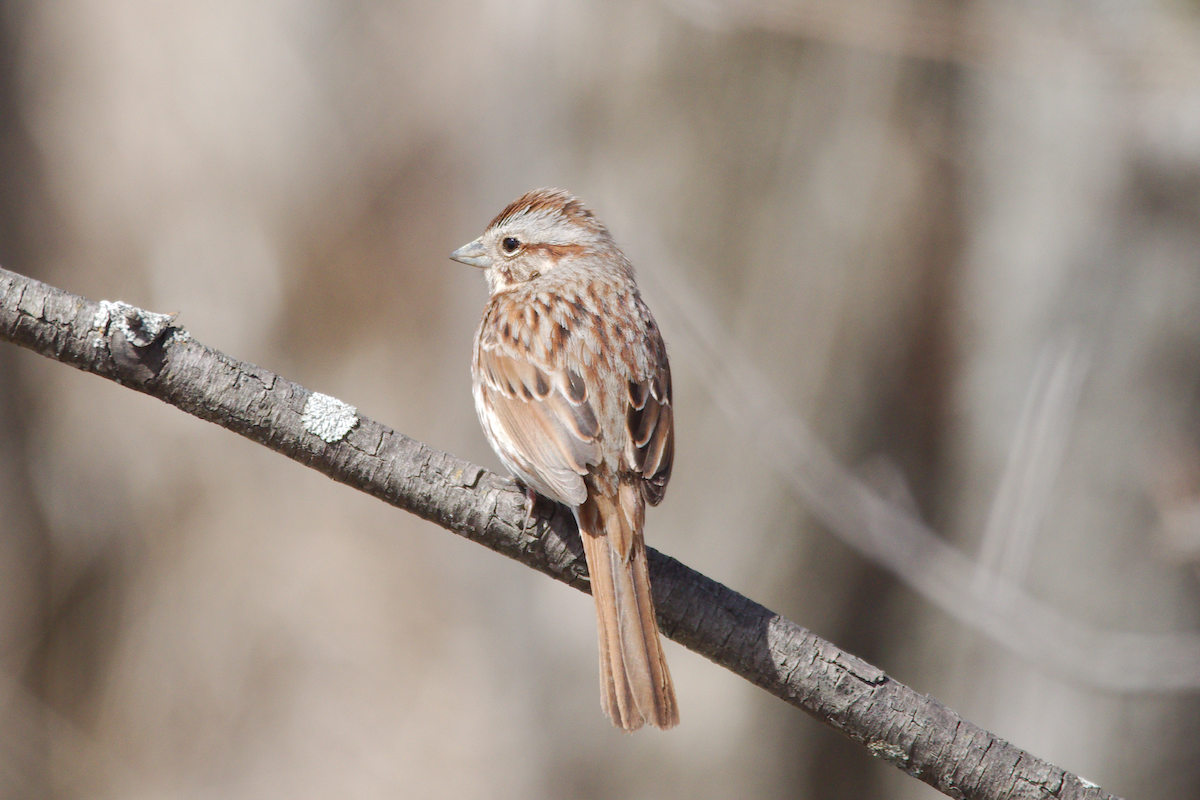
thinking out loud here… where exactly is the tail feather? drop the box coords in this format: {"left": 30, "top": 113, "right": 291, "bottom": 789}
{"left": 577, "top": 482, "right": 678, "bottom": 731}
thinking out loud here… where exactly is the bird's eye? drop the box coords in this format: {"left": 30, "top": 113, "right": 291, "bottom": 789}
{"left": 501, "top": 236, "right": 520, "bottom": 254}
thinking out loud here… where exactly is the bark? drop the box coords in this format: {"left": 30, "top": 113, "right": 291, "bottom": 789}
{"left": 0, "top": 265, "right": 1118, "bottom": 800}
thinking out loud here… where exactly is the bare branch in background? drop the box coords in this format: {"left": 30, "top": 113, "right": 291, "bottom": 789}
{"left": 974, "top": 336, "right": 1088, "bottom": 611}
{"left": 638, "top": 252, "right": 1200, "bottom": 692}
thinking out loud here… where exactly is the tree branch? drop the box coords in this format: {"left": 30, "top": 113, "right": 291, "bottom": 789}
{"left": 0, "top": 266, "right": 1119, "bottom": 800}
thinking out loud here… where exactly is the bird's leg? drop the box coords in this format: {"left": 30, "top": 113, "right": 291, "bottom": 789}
{"left": 515, "top": 480, "right": 550, "bottom": 533}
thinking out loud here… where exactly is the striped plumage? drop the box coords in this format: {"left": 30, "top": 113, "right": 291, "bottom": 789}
{"left": 452, "top": 189, "right": 677, "bottom": 731}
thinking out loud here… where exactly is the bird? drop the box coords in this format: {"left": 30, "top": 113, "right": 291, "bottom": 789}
{"left": 451, "top": 188, "right": 678, "bottom": 731}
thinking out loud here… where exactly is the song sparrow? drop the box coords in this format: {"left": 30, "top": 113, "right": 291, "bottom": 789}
{"left": 451, "top": 188, "right": 678, "bottom": 731}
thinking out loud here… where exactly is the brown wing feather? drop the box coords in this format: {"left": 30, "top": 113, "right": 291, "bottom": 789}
{"left": 626, "top": 340, "right": 674, "bottom": 507}
{"left": 475, "top": 335, "right": 601, "bottom": 507}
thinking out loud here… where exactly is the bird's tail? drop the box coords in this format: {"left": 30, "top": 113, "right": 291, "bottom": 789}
{"left": 576, "top": 481, "right": 678, "bottom": 731}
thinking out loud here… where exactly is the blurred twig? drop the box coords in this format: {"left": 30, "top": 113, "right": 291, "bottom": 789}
{"left": 0, "top": 265, "right": 1120, "bottom": 800}
{"left": 974, "top": 336, "right": 1088, "bottom": 612}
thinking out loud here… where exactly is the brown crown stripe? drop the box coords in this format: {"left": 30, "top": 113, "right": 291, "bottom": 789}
{"left": 487, "top": 188, "right": 603, "bottom": 235}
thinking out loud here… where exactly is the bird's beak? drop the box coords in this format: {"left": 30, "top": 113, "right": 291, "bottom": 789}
{"left": 449, "top": 239, "right": 491, "bottom": 269}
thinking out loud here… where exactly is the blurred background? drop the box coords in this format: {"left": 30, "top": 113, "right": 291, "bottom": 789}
{"left": 1, "top": 0, "right": 1199, "bottom": 797}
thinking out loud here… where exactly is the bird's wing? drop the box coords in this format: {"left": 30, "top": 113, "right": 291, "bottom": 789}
{"left": 624, "top": 319, "right": 674, "bottom": 506}
{"left": 475, "top": 334, "right": 600, "bottom": 507}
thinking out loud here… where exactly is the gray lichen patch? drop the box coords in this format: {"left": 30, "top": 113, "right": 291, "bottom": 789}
{"left": 94, "top": 300, "right": 177, "bottom": 346}
{"left": 302, "top": 391, "right": 358, "bottom": 443}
